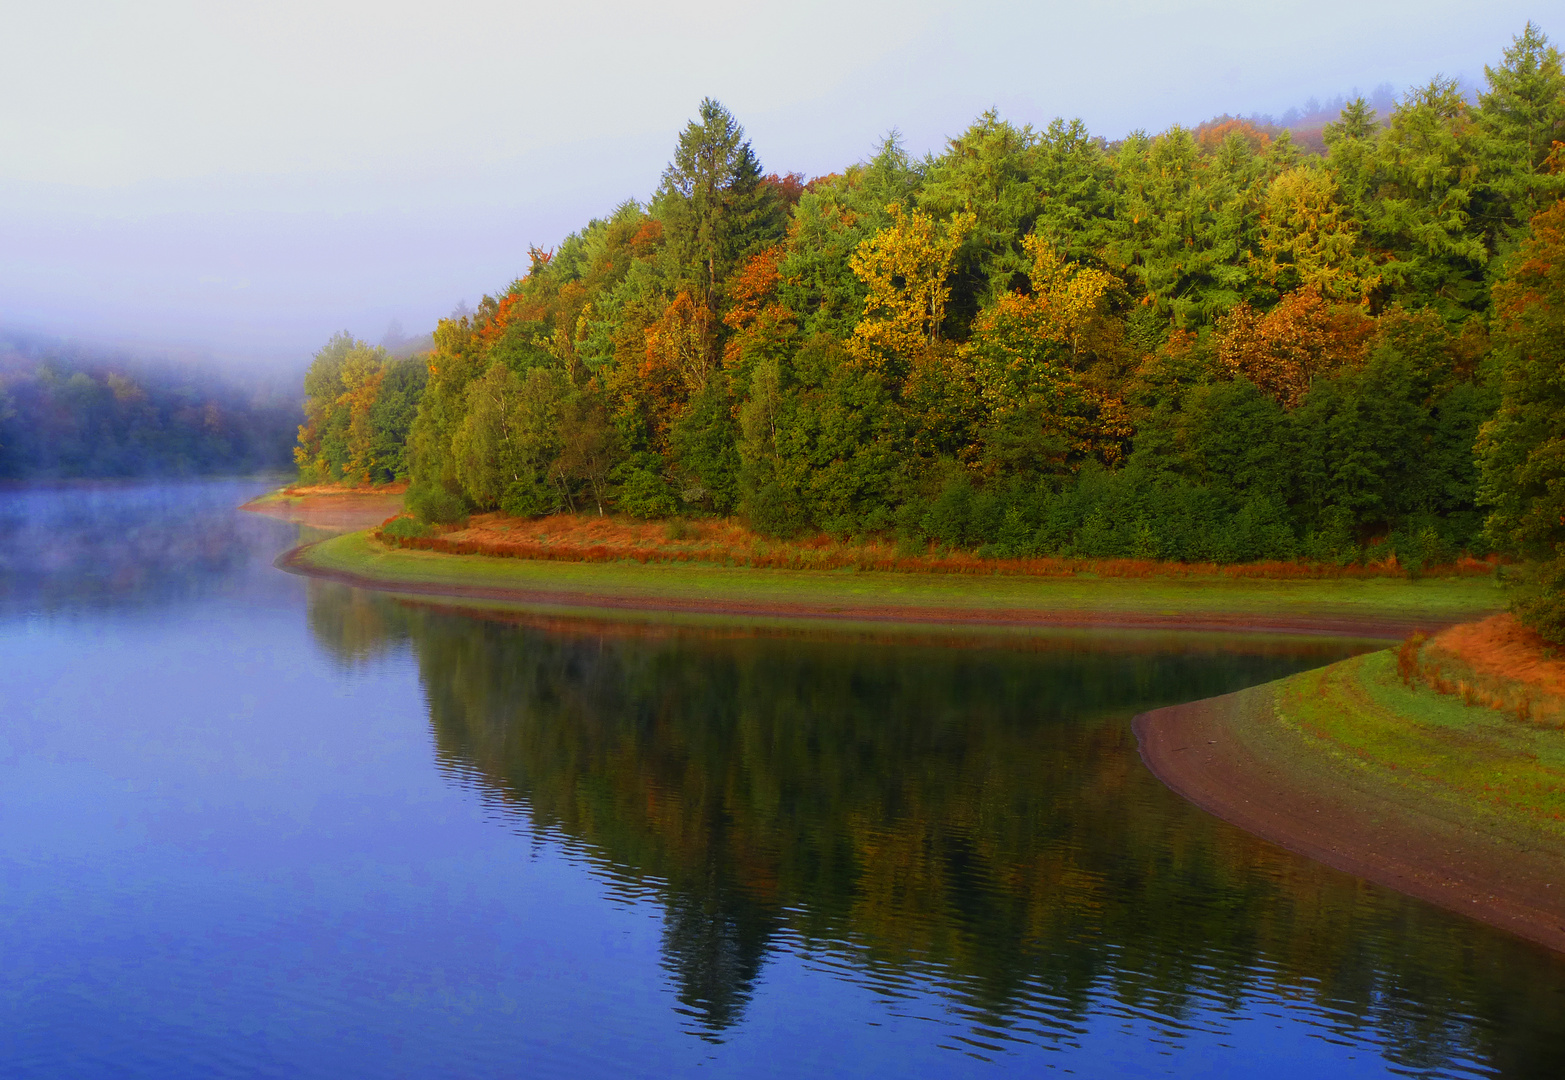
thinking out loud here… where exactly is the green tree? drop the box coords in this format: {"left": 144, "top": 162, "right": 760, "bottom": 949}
{"left": 918, "top": 111, "right": 1046, "bottom": 328}
{"left": 1032, "top": 118, "right": 1117, "bottom": 264}
{"left": 1474, "top": 23, "right": 1565, "bottom": 255}
{"left": 1478, "top": 198, "right": 1565, "bottom": 641}
{"left": 449, "top": 362, "right": 566, "bottom": 514}
{"left": 366, "top": 356, "right": 428, "bottom": 482}
{"left": 656, "top": 98, "right": 784, "bottom": 313}
{"left": 775, "top": 136, "right": 920, "bottom": 339}
{"left": 1368, "top": 78, "right": 1488, "bottom": 315}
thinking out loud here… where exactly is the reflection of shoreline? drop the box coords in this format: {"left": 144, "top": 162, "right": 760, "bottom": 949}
{"left": 305, "top": 580, "right": 1565, "bottom": 1068}
{"left": 342, "top": 588, "right": 1391, "bottom": 658}
{"left": 1135, "top": 674, "right": 1565, "bottom": 955}
{"left": 284, "top": 532, "right": 1502, "bottom": 641}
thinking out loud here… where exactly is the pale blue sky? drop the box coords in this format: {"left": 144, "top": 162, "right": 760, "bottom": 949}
{"left": 0, "top": 1, "right": 1549, "bottom": 366}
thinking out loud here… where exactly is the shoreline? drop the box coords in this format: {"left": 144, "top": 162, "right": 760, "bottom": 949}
{"left": 270, "top": 499, "right": 1559, "bottom": 949}
{"left": 240, "top": 486, "right": 404, "bottom": 532}
{"left": 1135, "top": 677, "right": 1565, "bottom": 954}
{"left": 281, "top": 531, "right": 1504, "bottom": 639}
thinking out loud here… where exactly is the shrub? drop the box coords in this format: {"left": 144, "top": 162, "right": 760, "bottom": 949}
{"left": 614, "top": 460, "right": 679, "bottom": 519}
{"left": 381, "top": 515, "right": 433, "bottom": 540}
{"left": 500, "top": 477, "right": 555, "bottom": 518}
{"left": 745, "top": 480, "right": 809, "bottom": 537}
{"left": 406, "top": 482, "right": 469, "bottom": 525}
{"left": 1396, "top": 631, "right": 1428, "bottom": 685}
{"left": 1511, "top": 550, "right": 1565, "bottom": 646}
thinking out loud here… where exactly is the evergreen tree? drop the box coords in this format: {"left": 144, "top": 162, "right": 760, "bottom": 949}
{"left": 1475, "top": 22, "right": 1565, "bottom": 254}
{"left": 1479, "top": 197, "right": 1565, "bottom": 641}
{"left": 655, "top": 98, "right": 784, "bottom": 313}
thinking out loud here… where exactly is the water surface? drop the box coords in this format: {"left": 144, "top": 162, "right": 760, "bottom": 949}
{"left": 3, "top": 480, "right": 1564, "bottom": 1078}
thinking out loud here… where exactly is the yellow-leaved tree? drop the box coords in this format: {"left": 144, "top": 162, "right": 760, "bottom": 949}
{"left": 1256, "top": 166, "right": 1378, "bottom": 302}
{"left": 337, "top": 344, "right": 388, "bottom": 483}
{"left": 847, "top": 205, "right": 975, "bottom": 379}
{"left": 964, "top": 235, "right": 1124, "bottom": 470}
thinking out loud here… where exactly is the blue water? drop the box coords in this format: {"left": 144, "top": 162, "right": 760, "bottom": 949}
{"left": 2, "top": 479, "right": 1563, "bottom": 1078}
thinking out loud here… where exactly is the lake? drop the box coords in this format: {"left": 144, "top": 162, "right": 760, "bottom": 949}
{"left": 3, "top": 479, "right": 1563, "bottom": 1078}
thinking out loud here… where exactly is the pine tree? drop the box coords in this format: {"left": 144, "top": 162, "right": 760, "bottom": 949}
{"left": 1475, "top": 22, "right": 1565, "bottom": 253}
{"left": 655, "top": 99, "right": 784, "bottom": 314}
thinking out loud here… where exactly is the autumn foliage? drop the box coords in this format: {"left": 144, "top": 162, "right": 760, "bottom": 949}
{"left": 294, "top": 26, "right": 1565, "bottom": 574}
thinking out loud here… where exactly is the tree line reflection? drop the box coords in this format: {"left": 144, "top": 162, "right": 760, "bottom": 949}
{"left": 308, "top": 582, "right": 1565, "bottom": 1073}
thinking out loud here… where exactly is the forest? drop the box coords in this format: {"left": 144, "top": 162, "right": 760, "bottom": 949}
{"left": 295, "top": 24, "right": 1565, "bottom": 636}
{"left": 0, "top": 337, "right": 298, "bottom": 479}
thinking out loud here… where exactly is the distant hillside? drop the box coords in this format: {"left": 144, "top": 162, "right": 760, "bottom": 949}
{"left": 0, "top": 334, "right": 300, "bottom": 479}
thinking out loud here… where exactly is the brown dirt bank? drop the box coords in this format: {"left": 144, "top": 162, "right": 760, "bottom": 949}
{"left": 279, "top": 542, "right": 1471, "bottom": 640}
{"left": 242, "top": 487, "right": 404, "bottom": 532}
{"left": 1135, "top": 686, "right": 1565, "bottom": 954}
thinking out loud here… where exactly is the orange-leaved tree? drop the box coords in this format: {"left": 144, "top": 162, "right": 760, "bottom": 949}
{"left": 1215, "top": 286, "right": 1373, "bottom": 408}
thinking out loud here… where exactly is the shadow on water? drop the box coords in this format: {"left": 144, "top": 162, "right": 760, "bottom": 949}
{"left": 307, "top": 582, "right": 1565, "bottom": 1074}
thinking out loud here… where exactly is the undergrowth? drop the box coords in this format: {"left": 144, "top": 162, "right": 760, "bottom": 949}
{"left": 370, "top": 511, "right": 1500, "bottom": 583}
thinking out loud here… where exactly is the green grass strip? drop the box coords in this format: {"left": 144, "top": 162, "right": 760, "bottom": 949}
{"left": 1269, "top": 651, "right": 1565, "bottom": 842}
{"left": 301, "top": 531, "right": 1503, "bottom": 625}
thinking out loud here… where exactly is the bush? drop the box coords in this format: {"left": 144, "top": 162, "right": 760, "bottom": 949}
{"left": 921, "top": 471, "right": 975, "bottom": 547}
{"left": 613, "top": 457, "right": 678, "bottom": 519}
{"left": 1302, "top": 506, "right": 1359, "bottom": 565}
{"left": 1511, "top": 551, "right": 1565, "bottom": 646}
{"left": 500, "top": 477, "right": 555, "bottom": 518}
{"left": 744, "top": 480, "right": 808, "bottom": 537}
{"left": 381, "top": 515, "right": 433, "bottom": 540}
{"left": 406, "top": 482, "right": 469, "bottom": 525}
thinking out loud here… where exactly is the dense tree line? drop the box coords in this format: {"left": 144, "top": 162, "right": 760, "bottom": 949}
{"left": 298, "top": 26, "right": 1565, "bottom": 627}
{"left": 0, "top": 340, "right": 298, "bottom": 479}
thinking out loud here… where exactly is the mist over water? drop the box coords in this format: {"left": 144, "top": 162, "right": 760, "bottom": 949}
{"left": 3, "top": 479, "right": 1565, "bottom": 1077}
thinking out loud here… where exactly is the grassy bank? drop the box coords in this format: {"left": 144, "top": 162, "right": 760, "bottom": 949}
{"left": 293, "top": 530, "right": 1504, "bottom": 636}
{"left": 1135, "top": 618, "right": 1565, "bottom": 951}
{"left": 1266, "top": 647, "right": 1565, "bottom": 840}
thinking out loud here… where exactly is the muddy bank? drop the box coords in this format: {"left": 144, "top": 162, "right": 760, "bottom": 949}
{"left": 1135, "top": 686, "right": 1565, "bottom": 954}
{"left": 242, "top": 489, "right": 404, "bottom": 532}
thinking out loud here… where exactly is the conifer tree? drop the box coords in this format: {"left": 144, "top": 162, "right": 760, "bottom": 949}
{"left": 1475, "top": 22, "right": 1565, "bottom": 252}
{"left": 656, "top": 99, "right": 783, "bottom": 313}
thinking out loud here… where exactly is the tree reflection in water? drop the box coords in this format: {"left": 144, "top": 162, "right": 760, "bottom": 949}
{"left": 307, "top": 581, "right": 1565, "bottom": 1073}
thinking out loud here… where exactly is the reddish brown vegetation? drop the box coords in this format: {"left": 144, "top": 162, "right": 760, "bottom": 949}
{"left": 1396, "top": 631, "right": 1428, "bottom": 685}
{"left": 1402, "top": 614, "right": 1565, "bottom": 725}
{"left": 1216, "top": 287, "right": 1374, "bottom": 408}
{"left": 373, "top": 510, "right": 1496, "bottom": 581}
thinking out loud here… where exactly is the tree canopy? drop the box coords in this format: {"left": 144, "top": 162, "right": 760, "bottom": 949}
{"left": 297, "top": 26, "right": 1565, "bottom": 638}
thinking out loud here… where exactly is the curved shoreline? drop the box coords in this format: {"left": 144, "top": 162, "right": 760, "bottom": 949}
{"left": 1135, "top": 685, "right": 1565, "bottom": 954}
{"left": 278, "top": 536, "right": 1492, "bottom": 640}
{"left": 278, "top": 524, "right": 1560, "bottom": 949}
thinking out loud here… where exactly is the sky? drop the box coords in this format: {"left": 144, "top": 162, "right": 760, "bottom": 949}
{"left": 0, "top": 1, "right": 1550, "bottom": 369}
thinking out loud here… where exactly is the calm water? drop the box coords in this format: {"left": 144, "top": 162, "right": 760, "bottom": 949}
{"left": 3, "top": 480, "right": 1565, "bottom": 1078}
